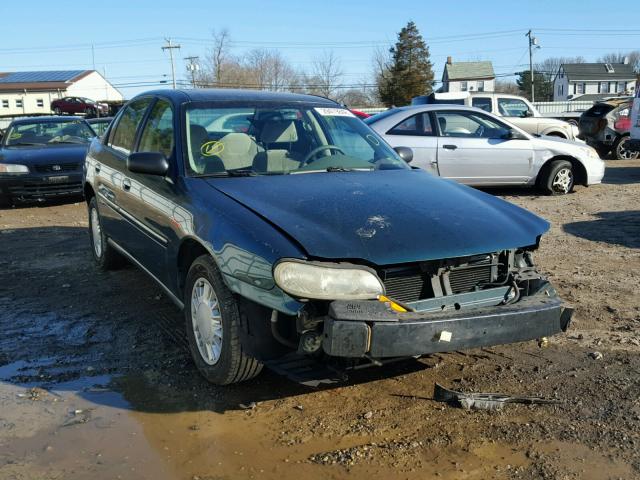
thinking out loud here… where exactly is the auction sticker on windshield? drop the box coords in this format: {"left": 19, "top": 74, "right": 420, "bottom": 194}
{"left": 314, "top": 107, "right": 355, "bottom": 117}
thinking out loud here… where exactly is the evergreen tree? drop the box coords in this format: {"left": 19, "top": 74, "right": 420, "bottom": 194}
{"left": 516, "top": 70, "right": 553, "bottom": 101}
{"left": 378, "top": 22, "right": 434, "bottom": 107}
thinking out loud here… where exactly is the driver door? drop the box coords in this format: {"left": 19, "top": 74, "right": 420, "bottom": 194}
{"left": 434, "top": 110, "right": 534, "bottom": 185}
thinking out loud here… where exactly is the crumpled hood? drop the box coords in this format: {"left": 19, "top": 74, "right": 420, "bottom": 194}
{"left": 0, "top": 144, "right": 89, "bottom": 166}
{"left": 207, "top": 170, "right": 549, "bottom": 265}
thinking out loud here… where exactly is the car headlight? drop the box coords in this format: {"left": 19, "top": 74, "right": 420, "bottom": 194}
{"left": 580, "top": 146, "right": 600, "bottom": 159}
{"left": 0, "top": 163, "right": 29, "bottom": 174}
{"left": 274, "top": 260, "right": 384, "bottom": 300}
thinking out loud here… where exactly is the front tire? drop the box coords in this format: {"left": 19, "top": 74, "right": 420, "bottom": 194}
{"left": 184, "top": 255, "right": 263, "bottom": 385}
{"left": 614, "top": 136, "right": 640, "bottom": 160}
{"left": 541, "top": 160, "right": 574, "bottom": 195}
{"left": 88, "top": 196, "right": 123, "bottom": 270}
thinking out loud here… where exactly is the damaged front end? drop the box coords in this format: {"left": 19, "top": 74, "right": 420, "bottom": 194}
{"left": 276, "top": 248, "right": 572, "bottom": 361}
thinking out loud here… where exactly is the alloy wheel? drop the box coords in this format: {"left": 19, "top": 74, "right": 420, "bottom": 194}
{"left": 90, "top": 207, "right": 103, "bottom": 257}
{"left": 191, "top": 278, "right": 223, "bottom": 365}
{"left": 552, "top": 167, "right": 573, "bottom": 194}
{"left": 617, "top": 138, "right": 640, "bottom": 160}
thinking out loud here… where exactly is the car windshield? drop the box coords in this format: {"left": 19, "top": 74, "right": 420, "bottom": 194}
{"left": 4, "top": 120, "right": 96, "bottom": 146}
{"left": 185, "top": 104, "right": 408, "bottom": 176}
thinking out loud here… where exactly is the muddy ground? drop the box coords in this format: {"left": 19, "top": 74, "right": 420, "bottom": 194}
{"left": 0, "top": 160, "right": 639, "bottom": 480}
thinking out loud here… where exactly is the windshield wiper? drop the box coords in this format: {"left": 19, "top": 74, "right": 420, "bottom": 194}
{"left": 199, "top": 169, "right": 258, "bottom": 178}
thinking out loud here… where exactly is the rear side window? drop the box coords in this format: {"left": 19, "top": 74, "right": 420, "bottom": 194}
{"left": 387, "top": 113, "right": 434, "bottom": 136}
{"left": 108, "top": 98, "right": 152, "bottom": 155}
{"left": 138, "top": 99, "right": 174, "bottom": 157}
{"left": 497, "top": 98, "right": 530, "bottom": 117}
{"left": 472, "top": 97, "right": 492, "bottom": 112}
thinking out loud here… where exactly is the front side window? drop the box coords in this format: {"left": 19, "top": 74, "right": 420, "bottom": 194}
{"left": 3, "top": 120, "right": 95, "bottom": 146}
{"left": 434, "top": 111, "right": 511, "bottom": 139}
{"left": 108, "top": 98, "right": 152, "bottom": 155}
{"left": 138, "top": 99, "right": 174, "bottom": 158}
{"left": 185, "top": 104, "right": 408, "bottom": 176}
{"left": 387, "top": 113, "right": 433, "bottom": 136}
{"left": 472, "top": 97, "right": 492, "bottom": 112}
{"left": 497, "top": 98, "right": 530, "bottom": 117}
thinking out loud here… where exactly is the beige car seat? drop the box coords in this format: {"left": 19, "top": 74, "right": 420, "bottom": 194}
{"left": 253, "top": 120, "right": 303, "bottom": 173}
{"left": 217, "top": 132, "right": 260, "bottom": 170}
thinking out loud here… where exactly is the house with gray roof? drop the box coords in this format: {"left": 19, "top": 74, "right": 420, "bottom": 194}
{"left": 441, "top": 57, "right": 495, "bottom": 93}
{"left": 553, "top": 62, "right": 637, "bottom": 101}
{"left": 0, "top": 70, "right": 122, "bottom": 116}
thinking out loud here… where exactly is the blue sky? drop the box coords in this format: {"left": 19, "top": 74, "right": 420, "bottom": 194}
{"left": 1, "top": 0, "right": 639, "bottom": 98}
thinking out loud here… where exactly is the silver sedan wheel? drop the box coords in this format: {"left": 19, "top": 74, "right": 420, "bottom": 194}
{"left": 191, "top": 278, "right": 223, "bottom": 365}
{"left": 90, "top": 207, "right": 102, "bottom": 257}
{"left": 617, "top": 138, "right": 640, "bottom": 160}
{"left": 552, "top": 167, "right": 573, "bottom": 194}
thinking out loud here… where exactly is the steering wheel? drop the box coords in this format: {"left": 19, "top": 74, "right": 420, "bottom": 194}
{"left": 475, "top": 125, "right": 485, "bottom": 137}
{"left": 300, "top": 145, "right": 345, "bottom": 166}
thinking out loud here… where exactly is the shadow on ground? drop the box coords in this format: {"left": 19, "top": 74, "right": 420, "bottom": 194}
{"left": 0, "top": 226, "right": 430, "bottom": 415}
{"left": 563, "top": 210, "right": 640, "bottom": 249}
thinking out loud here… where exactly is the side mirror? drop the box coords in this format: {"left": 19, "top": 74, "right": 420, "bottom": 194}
{"left": 127, "top": 152, "right": 169, "bottom": 176}
{"left": 523, "top": 110, "right": 533, "bottom": 118}
{"left": 394, "top": 146, "right": 413, "bottom": 163}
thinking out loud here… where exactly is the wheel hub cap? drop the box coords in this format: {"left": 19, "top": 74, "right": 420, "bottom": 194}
{"left": 90, "top": 207, "right": 102, "bottom": 257}
{"left": 552, "top": 168, "right": 573, "bottom": 193}
{"left": 191, "top": 278, "right": 223, "bottom": 365}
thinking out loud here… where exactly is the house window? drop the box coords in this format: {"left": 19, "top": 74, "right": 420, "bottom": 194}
{"left": 1, "top": 99, "right": 8, "bottom": 108}
{"left": 477, "top": 80, "right": 485, "bottom": 92}
{"left": 600, "top": 82, "right": 609, "bottom": 93}
{"left": 617, "top": 82, "right": 626, "bottom": 93}
{"left": 16, "top": 99, "right": 23, "bottom": 108}
{"left": 576, "top": 83, "right": 585, "bottom": 95}
{"left": 460, "top": 81, "right": 468, "bottom": 91}
{"left": 36, "top": 98, "right": 44, "bottom": 107}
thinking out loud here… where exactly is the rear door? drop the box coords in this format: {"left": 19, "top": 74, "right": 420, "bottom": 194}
{"left": 434, "top": 110, "right": 534, "bottom": 185}
{"left": 92, "top": 97, "right": 153, "bottom": 247}
{"left": 631, "top": 87, "right": 640, "bottom": 143}
{"left": 382, "top": 112, "right": 438, "bottom": 174}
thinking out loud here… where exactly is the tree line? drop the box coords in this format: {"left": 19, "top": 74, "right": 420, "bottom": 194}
{"left": 188, "top": 24, "right": 640, "bottom": 107}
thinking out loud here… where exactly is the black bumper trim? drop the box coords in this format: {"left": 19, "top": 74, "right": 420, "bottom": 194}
{"left": 323, "top": 293, "right": 572, "bottom": 358}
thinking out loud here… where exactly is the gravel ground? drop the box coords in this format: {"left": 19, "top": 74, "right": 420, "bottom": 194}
{"left": 0, "top": 160, "right": 638, "bottom": 480}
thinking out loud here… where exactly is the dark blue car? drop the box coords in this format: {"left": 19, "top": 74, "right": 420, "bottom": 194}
{"left": 0, "top": 116, "right": 96, "bottom": 206}
{"left": 84, "top": 89, "right": 572, "bottom": 385}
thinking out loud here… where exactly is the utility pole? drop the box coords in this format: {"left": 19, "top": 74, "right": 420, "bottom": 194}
{"left": 161, "top": 38, "right": 181, "bottom": 89}
{"left": 184, "top": 56, "right": 200, "bottom": 88}
{"left": 526, "top": 30, "right": 538, "bottom": 102}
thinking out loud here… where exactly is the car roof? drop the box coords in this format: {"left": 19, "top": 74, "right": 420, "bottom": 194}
{"left": 9, "top": 116, "right": 86, "bottom": 125}
{"left": 389, "top": 104, "right": 493, "bottom": 114}
{"left": 87, "top": 117, "right": 113, "bottom": 123}
{"left": 136, "top": 88, "right": 341, "bottom": 106}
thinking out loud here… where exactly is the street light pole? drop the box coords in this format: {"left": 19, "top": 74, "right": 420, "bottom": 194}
{"left": 162, "top": 38, "right": 181, "bottom": 89}
{"left": 184, "top": 56, "right": 200, "bottom": 88}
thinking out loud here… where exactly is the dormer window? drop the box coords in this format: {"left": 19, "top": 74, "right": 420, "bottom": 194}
{"left": 605, "top": 63, "right": 615, "bottom": 73}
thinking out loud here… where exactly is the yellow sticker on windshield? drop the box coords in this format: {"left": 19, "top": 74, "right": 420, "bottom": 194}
{"left": 201, "top": 140, "right": 224, "bottom": 157}
{"left": 9, "top": 132, "right": 22, "bottom": 139}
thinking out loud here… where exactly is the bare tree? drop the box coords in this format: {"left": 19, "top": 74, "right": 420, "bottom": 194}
{"left": 598, "top": 50, "right": 640, "bottom": 72}
{"left": 244, "top": 49, "right": 298, "bottom": 91}
{"left": 310, "top": 51, "right": 343, "bottom": 99}
{"left": 494, "top": 80, "right": 520, "bottom": 95}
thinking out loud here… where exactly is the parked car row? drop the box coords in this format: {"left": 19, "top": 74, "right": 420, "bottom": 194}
{"left": 51, "top": 96, "right": 109, "bottom": 117}
{"left": 81, "top": 89, "right": 575, "bottom": 385}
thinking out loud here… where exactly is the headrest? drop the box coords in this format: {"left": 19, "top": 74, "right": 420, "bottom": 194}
{"left": 189, "top": 125, "right": 208, "bottom": 150}
{"left": 219, "top": 133, "right": 257, "bottom": 155}
{"left": 260, "top": 120, "right": 298, "bottom": 144}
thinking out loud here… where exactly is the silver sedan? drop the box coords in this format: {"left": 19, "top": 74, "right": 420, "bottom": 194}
{"left": 366, "top": 105, "right": 605, "bottom": 195}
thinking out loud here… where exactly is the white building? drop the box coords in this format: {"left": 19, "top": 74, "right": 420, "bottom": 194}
{"left": 0, "top": 70, "right": 123, "bottom": 116}
{"left": 553, "top": 62, "right": 636, "bottom": 102}
{"left": 441, "top": 58, "right": 495, "bottom": 93}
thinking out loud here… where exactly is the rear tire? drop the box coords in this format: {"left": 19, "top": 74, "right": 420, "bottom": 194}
{"left": 184, "top": 255, "right": 263, "bottom": 385}
{"left": 0, "top": 195, "right": 11, "bottom": 208}
{"left": 613, "top": 136, "right": 640, "bottom": 160}
{"left": 540, "top": 160, "right": 574, "bottom": 195}
{"left": 88, "top": 196, "right": 123, "bottom": 270}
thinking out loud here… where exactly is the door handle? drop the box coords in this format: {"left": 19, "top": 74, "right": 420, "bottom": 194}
{"left": 442, "top": 144, "right": 458, "bottom": 150}
{"left": 94, "top": 163, "right": 101, "bottom": 173}
{"left": 122, "top": 178, "right": 131, "bottom": 191}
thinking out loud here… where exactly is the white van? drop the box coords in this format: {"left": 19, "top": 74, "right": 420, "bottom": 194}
{"left": 629, "top": 86, "right": 640, "bottom": 152}
{"left": 412, "top": 92, "right": 580, "bottom": 141}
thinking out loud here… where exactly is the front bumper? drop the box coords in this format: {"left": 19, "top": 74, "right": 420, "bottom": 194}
{"left": 322, "top": 287, "right": 572, "bottom": 358}
{"left": 0, "top": 172, "right": 83, "bottom": 202}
